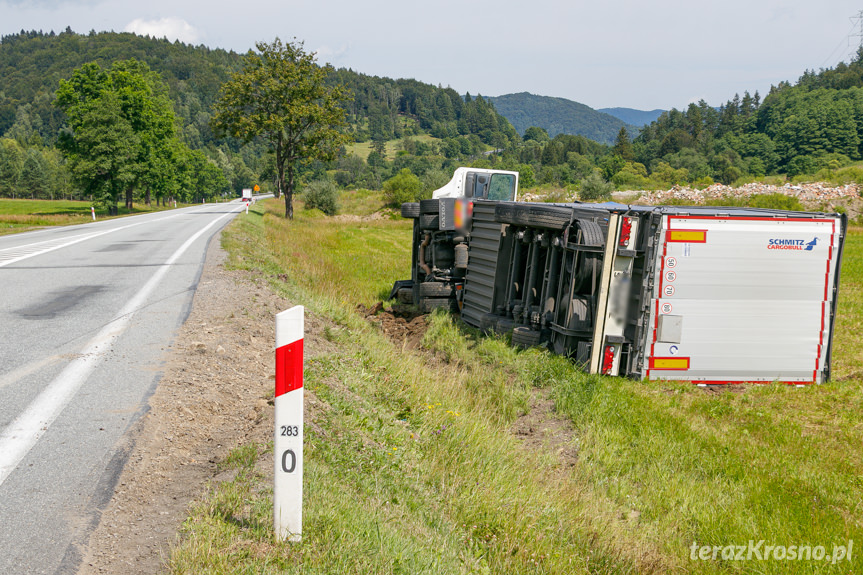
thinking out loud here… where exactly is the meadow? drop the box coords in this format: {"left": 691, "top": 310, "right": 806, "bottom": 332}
{"left": 169, "top": 196, "right": 863, "bottom": 574}
{"left": 0, "top": 198, "right": 187, "bottom": 235}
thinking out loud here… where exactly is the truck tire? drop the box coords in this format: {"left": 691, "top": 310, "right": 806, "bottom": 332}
{"left": 512, "top": 326, "right": 542, "bottom": 349}
{"left": 401, "top": 202, "right": 420, "bottom": 218}
{"left": 577, "top": 219, "right": 604, "bottom": 246}
{"left": 419, "top": 199, "right": 440, "bottom": 214}
{"left": 419, "top": 281, "right": 453, "bottom": 298}
{"left": 397, "top": 287, "right": 413, "bottom": 304}
{"left": 420, "top": 297, "right": 456, "bottom": 314}
{"left": 495, "top": 316, "right": 515, "bottom": 333}
{"left": 567, "top": 297, "right": 591, "bottom": 330}
{"left": 495, "top": 204, "right": 573, "bottom": 230}
{"left": 494, "top": 203, "right": 519, "bottom": 225}
{"left": 454, "top": 244, "right": 468, "bottom": 269}
{"left": 419, "top": 214, "right": 439, "bottom": 230}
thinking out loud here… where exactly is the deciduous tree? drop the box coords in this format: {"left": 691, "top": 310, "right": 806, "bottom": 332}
{"left": 211, "top": 38, "right": 351, "bottom": 219}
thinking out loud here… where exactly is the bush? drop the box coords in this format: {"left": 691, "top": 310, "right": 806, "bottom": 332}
{"left": 302, "top": 179, "right": 339, "bottom": 215}
{"left": 578, "top": 171, "right": 614, "bottom": 201}
{"left": 382, "top": 168, "right": 421, "bottom": 207}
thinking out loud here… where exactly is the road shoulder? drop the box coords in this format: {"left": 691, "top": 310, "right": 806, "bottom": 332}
{"left": 77, "top": 231, "right": 288, "bottom": 574}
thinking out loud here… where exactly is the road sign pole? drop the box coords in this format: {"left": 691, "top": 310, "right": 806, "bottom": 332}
{"left": 274, "top": 305, "right": 304, "bottom": 542}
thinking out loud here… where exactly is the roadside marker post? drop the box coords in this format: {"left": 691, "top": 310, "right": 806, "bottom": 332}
{"left": 274, "top": 305, "right": 304, "bottom": 542}
{"left": 91, "top": 206, "right": 95, "bottom": 221}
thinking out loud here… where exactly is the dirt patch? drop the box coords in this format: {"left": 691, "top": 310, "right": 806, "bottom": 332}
{"left": 359, "top": 302, "right": 429, "bottom": 350}
{"left": 511, "top": 389, "right": 578, "bottom": 470}
{"left": 76, "top": 233, "right": 331, "bottom": 575}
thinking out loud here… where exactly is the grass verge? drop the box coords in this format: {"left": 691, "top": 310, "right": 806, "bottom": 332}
{"left": 168, "top": 198, "right": 863, "bottom": 574}
{"left": 0, "top": 198, "right": 194, "bottom": 235}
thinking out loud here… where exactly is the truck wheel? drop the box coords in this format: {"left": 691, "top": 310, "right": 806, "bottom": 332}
{"left": 419, "top": 214, "right": 439, "bottom": 230}
{"left": 493, "top": 203, "right": 518, "bottom": 225}
{"left": 420, "top": 297, "right": 455, "bottom": 314}
{"left": 419, "top": 199, "right": 440, "bottom": 214}
{"left": 397, "top": 287, "right": 413, "bottom": 304}
{"left": 401, "top": 202, "right": 420, "bottom": 218}
{"left": 512, "top": 326, "right": 542, "bottom": 349}
{"left": 576, "top": 219, "right": 604, "bottom": 246}
{"left": 419, "top": 282, "right": 453, "bottom": 297}
{"left": 454, "top": 244, "right": 468, "bottom": 269}
{"left": 495, "top": 316, "right": 515, "bottom": 333}
{"left": 516, "top": 205, "right": 573, "bottom": 229}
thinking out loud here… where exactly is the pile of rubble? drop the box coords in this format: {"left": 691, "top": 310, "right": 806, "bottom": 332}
{"left": 633, "top": 182, "right": 860, "bottom": 205}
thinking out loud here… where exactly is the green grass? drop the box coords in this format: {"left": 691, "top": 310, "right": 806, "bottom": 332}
{"left": 0, "top": 198, "right": 188, "bottom": 235}
{"left": 169, "top": 199, "right": 863, "bottom": 574}
{"left": 345, "top": 134, "right": 441, "bottom": 162}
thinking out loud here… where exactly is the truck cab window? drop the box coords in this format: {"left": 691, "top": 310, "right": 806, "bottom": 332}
{"left": 488, "top": 174, "right": 515, "bottom": 201}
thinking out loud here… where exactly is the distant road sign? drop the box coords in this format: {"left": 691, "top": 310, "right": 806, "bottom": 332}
{"left": 254, "top": 184, "right": 260, "bottom": 192}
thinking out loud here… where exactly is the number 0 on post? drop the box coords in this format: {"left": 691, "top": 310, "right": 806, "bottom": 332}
{"left": 274, "top": 305, "right": 304, "bottom": 542}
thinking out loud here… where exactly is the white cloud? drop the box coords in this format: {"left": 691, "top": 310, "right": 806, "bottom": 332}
{"left": 313, "top": 44, "right": 349, "bottom": 65}
{"left": 124, "top": 17, "right": 200, "bottom": 44}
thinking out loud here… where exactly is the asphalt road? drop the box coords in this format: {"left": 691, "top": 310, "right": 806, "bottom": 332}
{"left": 0, "top": 201, "right": 245, "bottom": 574}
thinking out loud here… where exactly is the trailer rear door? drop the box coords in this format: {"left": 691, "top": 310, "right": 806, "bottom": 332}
{"left": 643, "top": 214, "right": 843, "bottom": 384}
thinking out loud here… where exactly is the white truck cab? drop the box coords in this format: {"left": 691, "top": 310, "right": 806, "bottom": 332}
{"left": 431, "top": 167, "right": 519, "bottom": 202}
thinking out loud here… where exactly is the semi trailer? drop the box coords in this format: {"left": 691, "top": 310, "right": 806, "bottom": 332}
{"left": 393, "top": 169, "right": 847, "bottom": 384}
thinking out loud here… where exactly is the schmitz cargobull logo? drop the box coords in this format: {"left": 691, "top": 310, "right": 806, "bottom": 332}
{"left": 767, "top": 237, "right": 818, "bottom": 251}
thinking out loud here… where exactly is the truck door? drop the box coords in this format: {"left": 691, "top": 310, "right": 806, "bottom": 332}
{"left": 643, "top": 214, "right": 843, "bottom": 384}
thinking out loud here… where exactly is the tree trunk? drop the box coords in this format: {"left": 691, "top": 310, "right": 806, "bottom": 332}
{"left": 284, "top": 161, "right": 294, "bottom": 220}
{"left": 125, "top": 188, "right": 133, "bottom": 210}
{"left": 274, "top": 138, "right": 283, "bottom": 200}
{"left": 145, "top": 189, "right": 151, "bottom": 206}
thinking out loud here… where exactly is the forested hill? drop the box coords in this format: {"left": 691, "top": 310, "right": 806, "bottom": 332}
{"left": 487, "top": 92, "right": 637, "bottom": 144}
{"left": 633, "top": 49, "right": 863, "bottom": 181}
{"left": 598, "top": 107, "right": 665, "bottom": 127}
{"left": 0, "top": 29, "right": 518, "bottom": 151}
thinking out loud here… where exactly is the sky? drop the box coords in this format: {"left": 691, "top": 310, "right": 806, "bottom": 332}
{"left": 2, "top": 0, "right": 863, "bottom": 111}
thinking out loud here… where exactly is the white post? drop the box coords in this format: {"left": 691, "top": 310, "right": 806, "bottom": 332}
{"left": 274, "top": 306, "right": 304, "bottom": 542}
{"left": 91, "top": 206, "right": 95, "bottom": 221}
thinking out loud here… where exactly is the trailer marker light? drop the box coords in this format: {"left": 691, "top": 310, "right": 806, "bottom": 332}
{"left": 602, "top": 345, "right": 615, "bottom": 374}
{"left": 619, "top": 217, "right": 632, "bottom": 247}
{"left": 666, "top": 230, "right": 707, "bottom": 243}
{"left": 649, "top": 357, "right": 690, "bottom": 370}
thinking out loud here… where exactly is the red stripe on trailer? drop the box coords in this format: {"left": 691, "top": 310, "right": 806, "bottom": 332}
{"left": 275, "top": 339, "right": 304, "bottom": 397}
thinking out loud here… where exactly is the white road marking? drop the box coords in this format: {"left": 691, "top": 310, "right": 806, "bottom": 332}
{"left": 0, "top": 205, "right": 242, "bottom": 487}
{"left": 0, "top": 203, "right": 234, "bottom": 268}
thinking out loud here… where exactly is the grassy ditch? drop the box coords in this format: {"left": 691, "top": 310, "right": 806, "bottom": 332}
{"left": 169, "top": 198, "right": 863, "bottom": 574}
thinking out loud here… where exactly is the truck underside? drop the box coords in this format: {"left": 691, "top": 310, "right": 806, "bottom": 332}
{"left": 395, "top": 198, "right": 847, "bottom": 384}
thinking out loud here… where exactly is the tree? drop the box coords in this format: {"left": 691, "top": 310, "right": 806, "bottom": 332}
{"left": 54, "top": 60, "right": 181, "bottom": 213}
{"left": 211, "top": 38, "right": 351, "bottom": 219}
{"left": 382, "top": 168, "right": 421, "bottom": 207}
{"left": 612, "top": 127, "right": 634, "bottom": 161}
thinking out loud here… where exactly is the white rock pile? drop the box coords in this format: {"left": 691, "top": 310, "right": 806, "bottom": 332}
{"left": 633, "top": 182, "right": 859, "bottom": 205}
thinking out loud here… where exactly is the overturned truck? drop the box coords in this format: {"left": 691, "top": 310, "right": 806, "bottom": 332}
{"left": 393, "top": 170, "right": 847, "bottom": 385}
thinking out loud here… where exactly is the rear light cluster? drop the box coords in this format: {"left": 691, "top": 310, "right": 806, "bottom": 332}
{"left": 619, "top": 217, "right": 632, "bottom": 247}
{"left": 602, "top": 345, "right": 615, "bottom": 374}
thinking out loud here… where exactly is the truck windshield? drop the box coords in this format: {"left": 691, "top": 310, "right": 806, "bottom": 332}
{"left": 488, "top": 174, "right": 515, "bottom": 201}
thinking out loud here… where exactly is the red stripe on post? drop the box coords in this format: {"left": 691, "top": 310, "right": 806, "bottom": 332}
{"left": 275, "top": 339, "right": 303, "bottom": 397}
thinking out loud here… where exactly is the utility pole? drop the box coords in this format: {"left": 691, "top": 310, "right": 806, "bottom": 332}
{"left": 850, "top": 10, "right": 863, "bottom": 59}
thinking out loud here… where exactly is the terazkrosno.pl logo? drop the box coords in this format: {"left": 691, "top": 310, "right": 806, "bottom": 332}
{"left": 690, "top": 540, "right": 852, "bottom": 563}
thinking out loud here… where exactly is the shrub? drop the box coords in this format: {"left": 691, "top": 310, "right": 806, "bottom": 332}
{"left": 302, "top": 179, "right": 339, "bottom": 215}
{"left": 382, "top": 168, "right": 421, "bottom": 207}
{"left": 578, "top": 170, "right": 614, "bottom": 201}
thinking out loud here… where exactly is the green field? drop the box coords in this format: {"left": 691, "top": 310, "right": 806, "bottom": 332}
{"left": 0, "top": 198, "right": 200, "bottom": 235}
{"left": 169, "top": 197, "right": 863, "bottom": 574}
{"left": 345, "top": 134, "right": 442, "bottom": 161}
